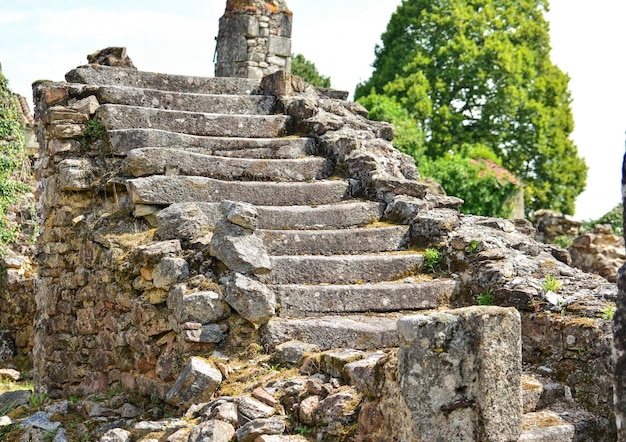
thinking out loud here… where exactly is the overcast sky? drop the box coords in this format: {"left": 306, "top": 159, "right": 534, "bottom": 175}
{"left": 0, "top": 0, "right": 623, "bottom": 220}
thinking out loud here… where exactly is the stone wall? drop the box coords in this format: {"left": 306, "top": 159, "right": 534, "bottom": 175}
{"left": 215, "top": 0, "right": 292, "bottom": 79}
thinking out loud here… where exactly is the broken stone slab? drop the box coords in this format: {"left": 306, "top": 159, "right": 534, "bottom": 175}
{"left": 236, "top": 396, "right": 276, "bottom": 420}
{"left": 320, "top": 349, "right": 366, "bottom": 381}
{"left": 345, "top": 351, "right": 388, "bottom": 398}
{"left": 165, "top": 357, "right": 223, "bottom": 407}
{"left": 519, "top": 411, "right": 575, "bottom": 441}
{"left": 274, "top": 280, "right": 457, "bottom": 317}
{"left": 259, "top": 253, "right": 425, "bottom": 285}
{"left": 221, "top": 272, "right": 276, "bottom": 324}
{"left": 210, "top": 222, "right": 271, "bottom": 274}
{"left": 106, "top": 129, "right": 315, "bottom": 158}
{"left": 262, "top": 315, "right": 400, "bottom": 350}
{"left": 188, "top": 420, "right": 235, "bottom": 442}
{"left": 20, "top": 411, "right": 61, "bottom": 431}
{"left": 0, "top": 390, "right": 31, "bottom": 412}
{"left": 97, "top": 104, "right": 292, "bottom": 138}
{"left": 258, "top": 225, "right": 408, "bottom": 256}
{"left": 121, "top": 148, "right": 329, "bottom": 182}
{"left": 67, "top": 65, "right": 261, "bottom": 95}
{"left": 94, "top": 85, "right": 277, "bottom": 114}
{"left": 223, "top": 200, "right": 258, "bottom": 230}
{"left": 235, "top": 416, "right": 286, "bottom": 442}
{"left": 522, "top": 374, "right": 544, "bottom": 414}
{"left": 255, "top": 201, "right": 383, "bottom": 230}
{"left": 127, "top": 176, "right": 349, "bottom": 206}
{"left": 100, "top": 428, "right": 131, "bottom": 442}
{"left": 396, "top": 306, "right": 522, "bottom": 442}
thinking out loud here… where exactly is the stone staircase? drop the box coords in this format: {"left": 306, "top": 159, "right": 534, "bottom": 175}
{"left": 50, "top": 65, "right": 583, "bottom": 441}
{"left": 66, "top": 65, "right": 457, "bottom": 352}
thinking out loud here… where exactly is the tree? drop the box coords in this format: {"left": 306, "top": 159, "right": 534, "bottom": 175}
{"left": 290, "top": 53, "right": 331, "bottom": 88}
{"left": 355, "top": 0, "right": 587, "bottom": 215}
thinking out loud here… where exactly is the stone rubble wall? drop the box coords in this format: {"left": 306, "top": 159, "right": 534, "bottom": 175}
{"left": 215, "top": 0, "right": 292, "bottom": 79}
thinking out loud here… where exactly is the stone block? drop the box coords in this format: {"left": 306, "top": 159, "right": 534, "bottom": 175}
{"left": 223, "top": 200, "right": 258, "bottom": 230}
{"left": 221, "top": 272, "right": 276, "bottom": 324}
{"left": 184, "top": 325, "right": 224, "bottom": 344}
{"left": 397, "top": 306, "right": 522, "bottom": 441}
{"left": 210, "top": 222, "right": 271, "bottom": 275}
{"left": 188, "top": 419, "right": 235, "bottom": 442}
{"left": 235, "top": 417, "right": 285, "bottom": 442}
{"left": 169, "top": 288, "right": 231, "bottom": 324}
{"left": 320, "top": 349, "right": 365, "bottom": 381}
{"left": 57, "top": 159, "right": 93, "bottom": 191}
{"left": 166, "top": 357, "right": 222, "bottom": 407}
{"left": 153, "top": 257, "right": 189, "bottom": 289}
{"left": 268, "top": 36, "right": 291, "bottom": 57}
{"left": 275, "top": 340, "right": 320, "bottom": 365}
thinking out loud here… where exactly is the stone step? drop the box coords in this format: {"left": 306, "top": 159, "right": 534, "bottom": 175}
{"left": 274, "top": 279, "right": 457, "bottom": 317}
{"left": 258, "top": 226, "right": 408, "bottom": 255}
{"left": 97, "top": 104, "right": 292, "bottom": 138}
{"left": 127, "top": 176, "right": 350, "bottom": 206}
{"left": 66, "top": 65, "right": 260, "bottom": 95}
{"left": 261, "top": 315, "right": 401, "bottom": 351}
{"left": 255, "top": 201, "right": 383, "bottom": 230}
{"left": 106, "top": 129, "right": 315, "bottom": 158}
{"left": 122, "top": 148, "right": 331, "bottom": 182}
{"left": 94, "top": 85, "right": 277, "bottom": 115}
{"left": 259, "top": 253, "right": 425, "bottom": 285}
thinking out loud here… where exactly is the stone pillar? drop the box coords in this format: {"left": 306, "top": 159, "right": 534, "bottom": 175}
{"left": 215, "top": 0, "right": 292, "bottom": 79}
{"left": 614, "top": 150, "right": 626, "bottom": 441}
{"left": 397, "top": 306, "right": 522, "bottom": 441}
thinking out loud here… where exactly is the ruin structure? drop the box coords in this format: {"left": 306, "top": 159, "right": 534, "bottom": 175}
{"left": 214, "top": 0, "right": 292, "bottom": 79}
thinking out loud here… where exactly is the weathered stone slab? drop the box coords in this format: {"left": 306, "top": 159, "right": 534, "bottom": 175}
{"left": 66, "top": 65, "right": 261, "bottom": 94}
{"left": 121, "top": 148, "right": 328, "bottom": 181}
{"left": 274, "top": 279, "right": 457, "bottom": 317}
{"left": 396, "top": 306, "right": 522, "bottom": 442}
{"left": 262, "top": 315, "right": 400, "bottom": 350}
{"left": 234, "top": 417, "right": 286, "bottom": 442}
{"left": 258, "top": 225, "right": 407, "bottom": 255}
{"left": 255, "top": 201, "right": 383, "bottom": 230}
{"left": 519, "top": 411, "right": 575, "bottom": 441}
{"left": 165, "top": 357, "right": 222, "bottom": 407}
{"left": 188, "top": 420, "right": 235, "bottom": 442}
{"left": 127, "top": 176, "right": 349, "bottom": 206}
{"left": 259, "top": 253, "right": 425, "bottom": 285}
{"left": 95, "top": 85, "right": 276, "bottom": 114}
{"left": 107, "top": 129, "right": 314, "bottom": 158}
{"left": 97, "top": 104, "right": 291, "bottom": 138}
{"left": 168, "top": 288, "right": 231, "bottom": 324}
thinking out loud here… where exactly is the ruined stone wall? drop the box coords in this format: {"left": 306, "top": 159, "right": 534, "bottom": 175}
{"left": 215, "top": 0, "right": 292, "bottom": 79}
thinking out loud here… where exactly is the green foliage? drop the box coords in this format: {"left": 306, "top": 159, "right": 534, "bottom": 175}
{"left": 542, "top": 275, "right": 561, "bottom": 293}
{"left": 85, "top": 118, "right": 106, "bottom": 142}
{"left": 475, "top": 290, "right": 495, "bottom": 306}
{"left": 424, "top": 248, "right": 443, "bottom": 273}
{"left": 357, "top": 91, "right": 426, "bottom": 163}
{"left": 290, "top": 53, "right": 331, "bottom": 88}
{"left": 355, "top": 0, "right": 587, "bottom": 215}
{"left": 583, "top": 203, "right": 623, "bottom": 236}
{"left": 29, "top": 392, "right": 48, "bottom": 408}
{"left": 0, "top": 71, "right": 29, "bottom": 249}
{"left": 599, "top": 304, "right": 616, "bottom": 321}
{"left": 420, "top": 154, "right": 519, "bottom": 218}
{"left": 553, "top": 235, "right": 573, "bottom": 249}
{"left": 294, "top": 425, "right": 312, "bottom": 436}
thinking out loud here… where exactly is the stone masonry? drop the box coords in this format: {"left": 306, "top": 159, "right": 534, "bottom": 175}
{"left": 27, "top": 58, "right": 620, "bottom": 440}
{"left": 215, "top": 0, "right": 292, "bottom": 79}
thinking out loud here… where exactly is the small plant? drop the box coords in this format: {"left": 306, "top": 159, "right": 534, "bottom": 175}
{"left": 542, "top": 275, "right": 562, "bottom": 293}
{"left": 475, "top": 290, "right": 494, "bottom": 306}
{"left": 295, "top": 425, "right": 313, "bottom": 436}
{"left": 467, "top": 240, "right": 479, "bottom": 253}
{"left": 599, "top": 304, "right": 616, "bottom": 321}
{"left": 529, "top": 298, "right": 544, "bottom": 313}
{"left": 84, "top": 118, "right": 106, "bottom": 142}
{"left": 69, "top": 395, "right": 79, "bottom": 403}
{"left": 553, "top": 235, "right": 573, "bottom": 249}
{"left": 424, "top": 248, "right": 444, "bottom": 273}
{"left": 43, "top": 429, "right": 58, "bottom": 442}
{"left": 29, "top": 392, "right": 48, "bottom": 408}
{"left": 578, "top": 346, "right": 588, "bottom": 356}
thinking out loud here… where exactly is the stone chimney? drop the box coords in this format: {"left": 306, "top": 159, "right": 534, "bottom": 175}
{"left": 215, "top": 0, "right": 292, "bottom": 79}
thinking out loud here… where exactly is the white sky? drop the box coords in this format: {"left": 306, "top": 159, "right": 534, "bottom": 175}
{"left": 0, "top": 0, "right": 623, "bottom": 220}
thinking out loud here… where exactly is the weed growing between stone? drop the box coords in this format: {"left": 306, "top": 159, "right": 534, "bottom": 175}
{"left": 424, "top": 248, "right": 443, "bottom": 273}
{"left": 599, "top": 304, "right": 616, "bottom": 321}
{"left": 542, "top": 275, "right": 562, "bottom": 293}
{"left": 475, "top": 290, "right": 495, "bottom": 306}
